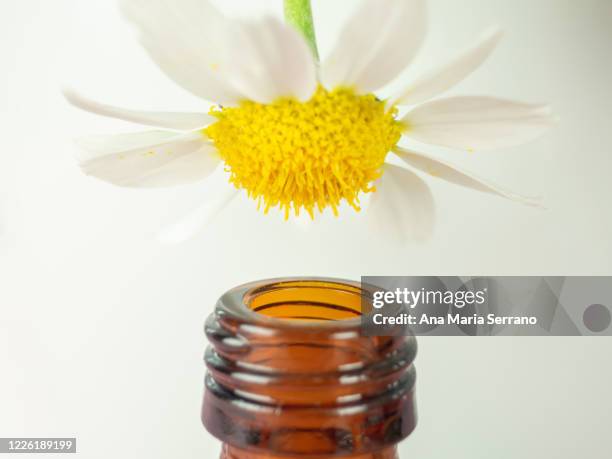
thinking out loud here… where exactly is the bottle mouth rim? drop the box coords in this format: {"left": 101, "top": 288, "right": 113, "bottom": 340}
{"left": 217, "top": 277, "right": 370, "bottom": 330}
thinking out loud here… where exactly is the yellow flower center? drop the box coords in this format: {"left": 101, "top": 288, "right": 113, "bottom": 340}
{"left": 204, "top": 86, "right": 403, "bottom": 218}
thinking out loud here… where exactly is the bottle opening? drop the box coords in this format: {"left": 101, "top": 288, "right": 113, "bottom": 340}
{"left": 245, "top": 280, "right": 363, "bottom": 322}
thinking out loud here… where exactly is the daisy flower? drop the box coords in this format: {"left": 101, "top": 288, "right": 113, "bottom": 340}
{"left": 65, "top": 0, "right": 555, "bottom": 242}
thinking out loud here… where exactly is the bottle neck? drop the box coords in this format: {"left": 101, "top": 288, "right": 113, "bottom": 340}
{"left": 221, "top": 444, "right": 399, "bottom": 459}
{"left": 202, "top": 279, "right": 417, "bottom": 459}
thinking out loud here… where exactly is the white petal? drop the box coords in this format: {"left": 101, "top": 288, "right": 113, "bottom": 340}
{"left": 119, "top": 0, "right": 243, "bottom": 104}
{"left": 402, "top": 96, "right": 556, "bottom": 150}
{"left": 76, "top": 130, "right": 220, "bottom": 188}
{"left": 76, "top": 131, "right": 177, "bottom": 158}
{"left": 367, "top": 163, "right": 435, "bottom": 242}
{"left": 390, "top": 27, "right": 504, "bottom": 107}
{"left": 63, "top": 88, "right": 215, "bottom": 130}
{"left": 158, "top": 187, "right": 238, "bottom": 244}
{"left": 226, "top": 17, "right": 317, "bottom": 103}
{"left": 394, "top": 146, "right": 542, "bottom": 207}
{"left": 322, "top": 0, "right": 427, "bottom": 93}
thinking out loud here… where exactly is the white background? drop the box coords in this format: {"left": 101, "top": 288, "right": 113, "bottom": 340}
{"left": 1, "top": 0, "right": 611, "bottom": 457}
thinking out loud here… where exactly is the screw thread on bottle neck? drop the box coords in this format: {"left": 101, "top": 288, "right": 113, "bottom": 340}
{"left": 220, "top": 444, "right": 399, "bottom": 459}
{"left": 202, "top": 279, "right": 417, "bottom": 458}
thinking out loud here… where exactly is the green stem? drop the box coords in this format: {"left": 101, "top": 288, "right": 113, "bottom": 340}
{"left": 284, "top": 0, "right": 320, "bottom": 61}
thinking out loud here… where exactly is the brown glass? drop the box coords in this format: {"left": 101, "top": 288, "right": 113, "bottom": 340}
{"left": 202, "top": 279, "right": 418, "bottom": 459}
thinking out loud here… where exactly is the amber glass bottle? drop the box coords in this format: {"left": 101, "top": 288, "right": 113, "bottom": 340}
{"left": 202, "top": 278, "right": 417, "bottom": 459}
